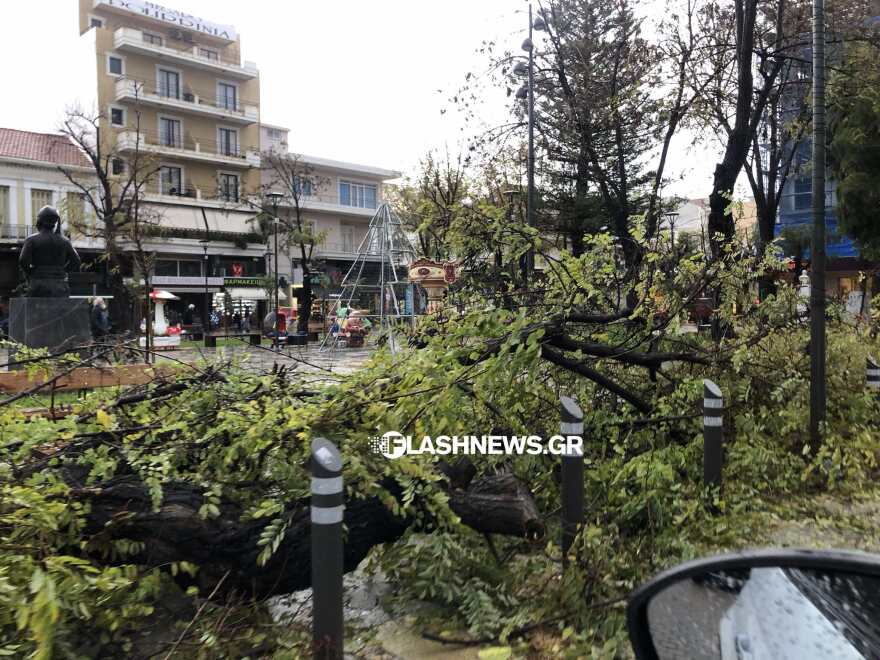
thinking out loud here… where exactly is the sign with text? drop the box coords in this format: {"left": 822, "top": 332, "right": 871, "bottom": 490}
{"left": 96, "top": 0, "right": 238, "bottom": 40}
{"left": 223, "top": 277, "right": 263, "bottom": 287}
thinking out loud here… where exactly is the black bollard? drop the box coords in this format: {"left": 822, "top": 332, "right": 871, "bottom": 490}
{"left": 868, "top": 356, "right": 880, "bottom": 392}
{"left": 311, "top": 438, "right": 344, "bottom": 660}
{"left": 703, "top": 379, "right": 723, "bottom": 490}
{"left": 559, "top": 395, "right": 584, "bottom": 569}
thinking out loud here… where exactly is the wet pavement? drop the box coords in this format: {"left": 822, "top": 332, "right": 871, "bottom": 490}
{"left": 153, "top": 342, "right": 376, "bottom": 379}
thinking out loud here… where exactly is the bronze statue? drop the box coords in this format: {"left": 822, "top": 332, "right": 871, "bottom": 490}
{"left": 19, "top": 206, "right": 82, "bottom": 297}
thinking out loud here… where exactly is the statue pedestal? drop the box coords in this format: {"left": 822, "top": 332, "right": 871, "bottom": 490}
{"left": 9, "top": 298, "right": 91, "bottom": 352}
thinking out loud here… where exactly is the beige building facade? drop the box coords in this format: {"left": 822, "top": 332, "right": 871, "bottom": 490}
{"left": 78, "top": 0, "right": 267, "bottom": 323}
{"left": 0, "top": 128, "right": 107, "bottom": 299}
{"left": 259, "top": 124, "right": 401, "bottom": 298}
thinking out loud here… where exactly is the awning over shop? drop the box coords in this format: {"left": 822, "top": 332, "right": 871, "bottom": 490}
{"left": 161, "top": 287, "right": 223, "bottom": 294}
{"left": 159, "top": 206, "right": 256, "bottom": 235}
{"left": 225, "top": 288, "right": 287, "bottom": 301}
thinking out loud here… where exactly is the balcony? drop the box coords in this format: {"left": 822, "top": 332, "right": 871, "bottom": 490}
{"left": 113, "top": 27, "right": 258, "bottom": 80}
{"left": 315, "top": 240, "right": 377, "bottom": 260}
{"left": 115, "top": 78, "right": 258, "bottom": 125}
{"left": 116, "top": 130, "right": 261, "bottom": 169}
{"left": 281, "top": 192, "right": 379, "bottom": 217}
{"left": 0, "top": 225, "right": 35, "bottom": 241}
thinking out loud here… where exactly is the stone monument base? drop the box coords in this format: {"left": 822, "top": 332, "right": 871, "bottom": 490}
{"left": 9, "top": 298, "right": 91, "bottom": 352}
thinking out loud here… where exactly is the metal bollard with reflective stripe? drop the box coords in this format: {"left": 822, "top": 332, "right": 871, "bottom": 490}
{"left": 560, "top": 395, "right": 584, "bottom": 569}
{"left": 311, "top": 438, "right": 344, "bottom": 660}
{"left": 703, "top": 379, "right": 723, "bottom": 489}
{"left": 868, "top": 356, "right": 880, "bottom": 390}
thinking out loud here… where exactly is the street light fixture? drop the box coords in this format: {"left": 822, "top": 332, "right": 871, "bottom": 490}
{"left": 664, "top": 211, "right": 679, "bottom": 250}
{"left": 267, "top": 191, "right": 284, "bottom": 350}
{"left": 511, "top": 3, "right": 546, "bottom": 291}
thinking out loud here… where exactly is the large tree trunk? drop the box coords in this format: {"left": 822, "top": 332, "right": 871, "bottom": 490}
{"left": 298, "top": 275, "right": 313, "bottom": 333}
{"left": 757, "top": 205, "right": 778, "bottom": 299}
{"left": 76, "top": 471, "right": 545, "bottom": 600}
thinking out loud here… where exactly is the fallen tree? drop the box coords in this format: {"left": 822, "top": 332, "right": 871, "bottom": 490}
{"left": 74, "top": 469, "right": 544, "bottom": 600}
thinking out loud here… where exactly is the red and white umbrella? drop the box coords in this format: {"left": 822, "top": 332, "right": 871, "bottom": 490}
{"left": 149, "top": 290, "right": 180, "bottom": 301}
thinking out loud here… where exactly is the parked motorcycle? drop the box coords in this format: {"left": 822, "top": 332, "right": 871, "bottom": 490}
{"left": 627, "top": 549, "right": 880, "bottom": 659}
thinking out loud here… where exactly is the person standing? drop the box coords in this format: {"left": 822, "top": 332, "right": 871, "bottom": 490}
{"left": 90, "top": 297, "right": 110, "bottom": 339}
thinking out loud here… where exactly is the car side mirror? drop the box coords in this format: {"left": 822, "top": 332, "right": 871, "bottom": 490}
{"left": 626, "top": 549, "right": 880, "bottom": 659}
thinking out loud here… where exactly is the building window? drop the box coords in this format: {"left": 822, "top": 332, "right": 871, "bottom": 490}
{"left": 339, "top": 181, "right": 377, "bottom": 209}
{"left": 89, "top": 16, "right": 103, "bottom": 29}
{"left": 341, "top": 224, "right": 356, "bottom": 252}
{"left": 143, "top": 32, "right": 163, "bottom": 46}
{"left": 160, "top": 166, "right": 182, "bottom": 195}
{"left": 217, "top": 82, "right": 237, "bottom": 111}
{"left": 111, "top": 158, "right": 125, "bottom": 175}
{"left": 218, "top": 173, "right": 239, "bottom": 202}
{"left": 159, "top": 118, "right": 182, "bottom": 148}
{"left": 199, "top": 47, "right": 219, "bottom": 61}
{"left": 31, "top": 189, "right": 53, "bottom": 225}
{"left": 158, "top": 68, "right": 180, "bottom": 99}
{"left": 65, "top": 192, "right": 87, "bottom": 236}
{"left": 107, "top": 55, "right": 123, "bottom": 76}
{"left": 154, "top": 259, "right": 178, "bottom": 276}
{"left": 110, "top": 107, "right": 125, "bottom": 126}
{"left": 294, "top": 176, "right": 313, "bottom": 197}
{"left": 268, "top": 128, "right": 283, "bottom": 140}
{"left": 178, "top": 260, "right": 202, "bottom": 277}
{"left": 0, "top": 186, "right": 8, "bottom": 226}
{"left": 217, "top": 127, "right": 238, "bottom": 156}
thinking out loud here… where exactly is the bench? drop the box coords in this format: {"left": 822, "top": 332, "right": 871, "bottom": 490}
{"left": 204, "top": 333, "right": 262, "bottom": 348}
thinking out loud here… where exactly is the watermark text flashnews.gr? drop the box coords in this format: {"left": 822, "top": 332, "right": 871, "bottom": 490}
{"left": 370, "top": 431, "right": 583, "bottom": 459}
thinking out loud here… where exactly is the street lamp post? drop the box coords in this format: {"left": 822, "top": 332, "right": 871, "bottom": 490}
{"left": 514, "top": 4, "right": 545, "bottom": 291}
{"left": 202, "top": 242, "right": 209, "bottom": 334}
{"left": 199, "top": 206, "right": 211, "bottom": 343}
{"left": 267, "top": 192, "right": 284, "bottom": 351}
{"left": 809, "top": 0, "right": 827, "bottom": 450}
{"left": 664, "top": 212, "right": 679, "bottom": 250}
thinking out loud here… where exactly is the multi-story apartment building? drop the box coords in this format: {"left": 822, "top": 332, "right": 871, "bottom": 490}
{"left": 77, "top": 0, "right": 267, "bottom": 325}
{"left": 774, "top": 8, "right": 880, "bottom": 307}
{"left": 259, "top": 124, "right": 401, "bottom": 305}
{"left": 0, "top": 128, "right": 108, "bottom": 301}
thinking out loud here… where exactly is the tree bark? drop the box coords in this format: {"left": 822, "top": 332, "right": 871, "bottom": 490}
{"left": 76, "top": 471, "right": 546, "bottom": 600}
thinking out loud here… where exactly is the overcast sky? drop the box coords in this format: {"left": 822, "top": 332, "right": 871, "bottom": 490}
{"left": 0, "top": 0, "right": 731, "bottom": 199}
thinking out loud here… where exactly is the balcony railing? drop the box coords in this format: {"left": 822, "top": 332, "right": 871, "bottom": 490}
{"left": 0, "top": 225, "right": 35, "bottom": 240}
{"left": 142, "top": 181, "right": 244, "bottom": 205}
{"left": 115, "top": 78, "right": 258, "bottom": 124}
{"left": 113, "top": 28, "right": 258, "bottom": 79}
{"left": 279, "top": 191, "right": 380, "bottom": 213}
{"left": 316, "top": 241, "right": 368, "bottom": 255}
{"left": 116, "top": 129, "right": 261, "bottom": 168}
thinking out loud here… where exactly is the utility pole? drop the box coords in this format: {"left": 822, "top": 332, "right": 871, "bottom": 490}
{"left": 525, "top": 3, "right": 536, "bottom": 288}
{"left": 513, "top": 6, "right": 545, "bottom": 294}
{"left": 267, "top": 192, "right": 283, "bottom": 351}
{"left": 809, "top": 0, "right": 826, "bottom": 450}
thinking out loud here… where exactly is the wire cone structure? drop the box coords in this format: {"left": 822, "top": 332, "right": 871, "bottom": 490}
{"left": 319, "top": 203, "right": 417, "bottom": 352}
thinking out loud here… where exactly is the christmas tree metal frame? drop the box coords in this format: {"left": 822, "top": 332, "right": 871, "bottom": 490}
{"left": 319, "top": 203, "right": 417, "bottom": 352}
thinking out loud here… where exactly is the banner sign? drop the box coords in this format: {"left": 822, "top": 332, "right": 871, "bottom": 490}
{"left": 96, "top": 0, "right": 238, "bottom": 40}
{"left": 223, "top": 277, "right": 262, "bottom": 287}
